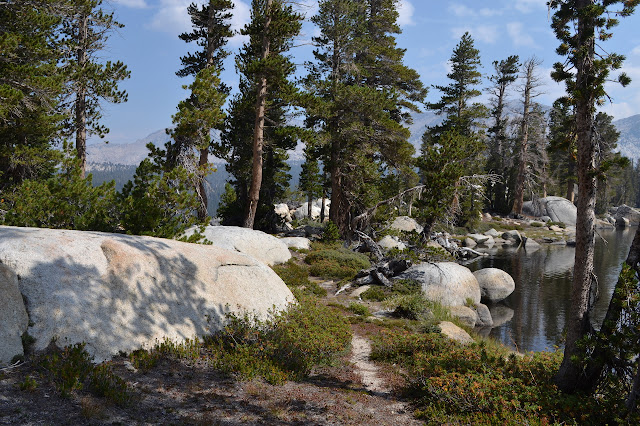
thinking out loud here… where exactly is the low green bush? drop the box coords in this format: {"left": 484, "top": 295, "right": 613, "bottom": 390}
{"left": 272, "top": 260, "right": 327, "bottom": 297}
{"left": 203, "top": 296, "right": 351, "bottom": 384}
{"left": 348, "top": 302, "right": 370, "bottom": 316}
{"left": 305, "top": 248, "right": 370, "bottom": 280}
{"left": 38, "top": 343, "right": 131, "bottom": 406}
{"left": 371, "top": 329, "right": 630, "bottom": 424}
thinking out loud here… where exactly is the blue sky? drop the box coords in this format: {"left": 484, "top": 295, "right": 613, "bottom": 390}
{"left": 98, "top": 0, "right": 640, "bottom": 145}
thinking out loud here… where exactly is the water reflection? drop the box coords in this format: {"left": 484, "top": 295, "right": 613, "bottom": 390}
{"left": 467, "top": 228, "right": 636, "bottom": 352}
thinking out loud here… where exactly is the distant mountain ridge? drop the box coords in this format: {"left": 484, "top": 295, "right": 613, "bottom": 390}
{"left": 87, "top": 111, "right": 640, "bottom": 167}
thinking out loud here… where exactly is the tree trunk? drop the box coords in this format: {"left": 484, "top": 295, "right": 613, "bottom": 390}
{"left": 567, "top": 177, "right": 576, "bottom": 203}
{"left": 555, "top": 0, "right": 598, "bottom": 392}
{"left": 243, "top": 0, "right": 272, "bottom": 229}
{"left": 75, "top": 13, "right": 88, "bottom": 179}
{"left": 329, "top": 139, "right": 350, "bottom": 236}
{"left": 197, "top": 148, "right": 209, "bottom": 221}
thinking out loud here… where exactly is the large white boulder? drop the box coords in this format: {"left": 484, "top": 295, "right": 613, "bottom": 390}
{"left": 378, "top": 235, "right": 407, "bottom": 251}
{"left": 274, "top": 203, "right": 292, "bottom": 223}
{"left": 0, "top": 226, "right": 295, "bottom": 363}
{"left": 184, "top": 225, "right": 291, "bottom": 266}
{"left": 0, "top": 264, "right": 29, "bottom": 365}
{"left": 279, "top": 236, "right": 311, "bottom": 251}
{"left": 614, "top": 205, "right": 640, "bottom": 225}
{"left": 523, "top": 196, "right": 577, "bottom": 226}
{"left": 293, "top": 203, "right": 322, "bottom": 221}
{"left": 394, "top": 262, "right": 481, "bottom": 307}
{"left": 473, "top": 268, "right": 515, "bottom": 302}
{"left": 389, "top": 216, "right": 424, "bottom": 234}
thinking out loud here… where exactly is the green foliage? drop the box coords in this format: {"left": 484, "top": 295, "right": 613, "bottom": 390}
{"left": 305, "top": 248, "right": 371, "bottom": 279}
{"left": 371, "top": 329, "right": 626, "bottom": 424}
{"left": 347, "top": 302, "right": 370, "bottom": 317}
{"left": 18, "top": 375, "right": 38, "bottom": 392}
{"left": 37, "top": 343, "right": 131, "bottom": 406}
{"left": 118, "top": 144, "right": 204, "bottom": 238}
{"left": 203, "top": 297, "right": 351, "bottom": 384}
{"left": 384, "top": 293, "right": 429, "bottom": 320}
{"left": 272, "top": 260, "right": 327, "bottom": 297}
{"left": 2, "top": 155, "right": 118, "bottom": 231}
{"left": 321, "top": 220, "right": 340, "bottom": 243}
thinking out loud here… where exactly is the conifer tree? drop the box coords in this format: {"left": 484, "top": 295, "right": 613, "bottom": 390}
{"left": 512, "top": 57, "right": 544, "bottom": 215}
{"left": 547, "top": 0, "right": 639, "bottom": 393}
{"left": 172, "top": 0, "right": 233, "bottom": 220}
{"left": 299, "top": 147, "right": 323, "bottom": 218}
{"left": 485, "top": 55, "right": 520, "bottom": 213}
{"left": 306, "top": 0, "right": 426, "bottom": 236}
{"left": 61, "top": 0, "right": 130, "bottom": 178}
{"left": 0, "top": 0, "right": 66, "bottom": 188}
{"left": 418, "top": 32, "right": 487, "bottom": 232}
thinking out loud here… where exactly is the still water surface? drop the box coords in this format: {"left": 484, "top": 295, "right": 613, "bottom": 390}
{"left": 466, "top": 228, "right": 636, "bottom": 353}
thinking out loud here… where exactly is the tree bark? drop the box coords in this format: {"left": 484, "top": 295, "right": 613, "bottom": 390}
{"left": 75, "top": 12, "right": 88, "bottom": 179}
{"left": 329, "top": 139, "right": 350, "bottom": 237}
{"left": 243, "top": 0, "right": 272, "bottom": 229}
{"left": 512, "top": 62, "right": 533, "bottom": 215}
{"left": 197, "top": 148, "right": 209, "bottom": 221}
{"left": 555, "top": 0, "right": 598, "bottom": 392}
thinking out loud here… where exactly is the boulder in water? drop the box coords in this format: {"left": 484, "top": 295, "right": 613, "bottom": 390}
{"left": 473, "top": 268, "right": 515, "bottom": 302}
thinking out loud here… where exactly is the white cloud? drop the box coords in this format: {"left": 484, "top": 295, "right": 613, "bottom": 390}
{"left": 479, "top": 8, "right": 502, "bottom": 18}
{"left": 507, "top": 22, "right": 538, "bottom": 48}
{"left": 449, "top": 4, "right": 475, "bottom": 17}
{"left": 113, "top": 0, "right": 148, "bottom": 8}
{"left": 147, "top": 0, "right": 250, "bottom": 46}
{"left": 514, "top": 0, "right": 547, "bottom": 13}
{"left": 397, "top": 0, "right": 415, "bottom": 27}
{"left": 632, "top": 46, "right": 640, "bottom": 56}
{"left": 452, "top": 25, "right": 499, "bottom": 44}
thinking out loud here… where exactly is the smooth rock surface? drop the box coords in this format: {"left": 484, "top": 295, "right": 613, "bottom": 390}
{"left": 473, "top": 268, "right": 515, "bottom": 302}
{"left": 184, "top": 226, "right": 291, "bottom": 266}
{"left": 389, "top": 216, "right": 423, "bottom": 234}
{"left": 484, "top": 228, "right": 500, "bottom": 237}
{"left": 524, "top": 238, "right": 541, "bottom": 251}
{"left": 293, "top": 203, "right": 322, "bottom": 221}
{"left": 614, "top": 204, "right": 640, "bottom": 225}
{"left": 467, "top": 233, "right": 490, "bottom": 244}
{"left": 394, "top": 262, "right": 481, "bottom": 306}
{"left": 378, "top": 235, "right": 406, "bottom": 251}
{"left": 438, "top": 321, "right": 474, "bottom": 345}
{"left": 502, "top": 230, "right": 522, "bottom": 243}
{"left": 616, "top": 217, "right": 630, "bottom": 228}
{"left": 279, "top": 237, "right": 311, "bottom": 251}
{"left": 274, "top": 203, "right": 292, "bottom": 223}
{"left": 0, "top": 226, "right": 295, "bottom": 362}
{"left": 473, "top": 303, "right": 494, "bottom": 327}
{"left": 449, "top": 306, "right": 477, "bottom": 328}
{"left": 0, "top": 264, "right": 29, "bottom": 365}
{"left": 523, "top": 196, "right": 577, "bottom": 226}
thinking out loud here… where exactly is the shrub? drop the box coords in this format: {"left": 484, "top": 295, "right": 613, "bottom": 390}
{"left": 203, "top": 296, "right": 351, "bottom": 384}
{"left": 321, "top": 220, "right": 340, "bottom": 242}
{"left": 272, "top": 260, "right": 327, "bottom": 297}
{"left": 384, "top": 293, "right": 430, "bottom": 320}
{"left": 305, "top": 248, "right": 371, "bottom": 280}
{"left": 348, "top": 302, "right": 370, "bottom": 316}
{"left": 38, "top": 343, "right": 131, "bottom": 405}
{"left": 371, "top": 329, "right": 626, "bottom": 424}
{"left": 361, "top": 286, "right": 389, "bottom": 302}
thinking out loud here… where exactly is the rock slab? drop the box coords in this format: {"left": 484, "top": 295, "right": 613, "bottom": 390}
{"left": 438, "top": 321, "right": 474, "bottom": 345}
{"left": 0, "top": 264, "right": 29, "bottom": 365}
{"left": 0, "top": 226, "right": 295, "bottom": 363}
{"left": 185, "top": 225, "right": 291, "bottom": 266}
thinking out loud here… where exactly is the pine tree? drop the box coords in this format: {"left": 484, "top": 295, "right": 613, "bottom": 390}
{"left": 547, "top": 97, "right": 577, "bottom": 199}
{"left": 238, "top": 0, "right": 303, "bottom": 229}
{"left": 485, "top": 55, "right": 520, "bottom": 213}
{"left": 299, "top": 147, "right": 322, "bottom": 218}
{"left": 418, "top": 32, "right": 487, "bottom": 232}
{"left": 548, "top": 0, "right": 639, "bottom": 393}
{"left": 305, "top": 0, "right": 426, "bottom": 236}
{"left": 172, "top": 0, "right": 233, "bottom": 220}
{"left": 61, "top": 0, "right": 130, "bottom": 178}
{"left": 512, "top": 57, "right": 544, "bottom": 215}
{"left": 0, "top": 0, "right": 66, "bottom": 188}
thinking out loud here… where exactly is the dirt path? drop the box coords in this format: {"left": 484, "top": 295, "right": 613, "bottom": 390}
{"left": 350, "top": 334, "right": 388, "bottom": 394}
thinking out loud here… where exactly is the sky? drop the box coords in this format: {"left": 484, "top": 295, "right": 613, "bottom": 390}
{"left": 96, "top": 0, "right": 640, "bottom": 145}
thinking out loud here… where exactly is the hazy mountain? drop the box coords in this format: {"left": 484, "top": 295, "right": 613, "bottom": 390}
{"left": 87, "top": 111, "right": 640, "bottom": 169}
{"left": 613, "top": 114, "right": 640, "bottom": 160}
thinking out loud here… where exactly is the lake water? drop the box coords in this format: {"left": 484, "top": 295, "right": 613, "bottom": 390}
{"left": 466, "top": 227, "right": 636, "bottom": 353}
